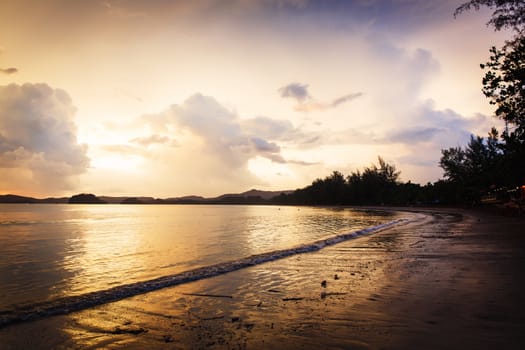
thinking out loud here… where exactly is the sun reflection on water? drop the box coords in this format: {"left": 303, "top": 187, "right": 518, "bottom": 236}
{"left": 0, "top": 204, "right": 399, "bottom": 310}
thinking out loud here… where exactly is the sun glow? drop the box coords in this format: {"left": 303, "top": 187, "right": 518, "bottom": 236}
{"left": 248, "top": 157, "right": 293, "bottom": 179}
{"left": 90, "top": 154, "right": 144, "bottom": 173}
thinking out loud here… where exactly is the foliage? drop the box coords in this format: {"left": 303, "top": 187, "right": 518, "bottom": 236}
{"left": 439, "top": 129, "right": 504, "bottom": 202}
{"left": 273, "top": 157, "right": 441, "bottom": 206}
{"left": 456, "top": 0, "right": 524, "bottom": 145}
{"left": 445, "top": 0, "right": 525, "bottom": 199}
{"left": 481, "top": 37, "right": 525, "bottom": 144}
{"left": 454, "top": 0, "right": 525, "bottom": 33}
{"left": 484, "top": 36, "right": 525, "bottom": 187}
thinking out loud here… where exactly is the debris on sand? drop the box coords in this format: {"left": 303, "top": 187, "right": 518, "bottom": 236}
{"left": 111, "top": 326, "right": 148, "bottom": 335}
{"left": 282, "top": 297, "right": 304, "bottom": 301}
{"left": 163, "top": 334, "right": 174, "bottom": 343}
{"left": 321, "top": 292, "right": 348, "bottom": 299}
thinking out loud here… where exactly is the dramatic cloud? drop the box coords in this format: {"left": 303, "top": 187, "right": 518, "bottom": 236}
{"left": 381, "top": 100, "right": 497, "bottom": 181}
{"left": 279, "top": 82, "right": 363, "bottom": 112}
{"left": 241, "top": 116, "right": 299, "bottom": 141}
{"left": 144, "top": 94, "right": 293, "bottom": 168}
{"left": 0, "top": 0, "right": 507, "bottom": 195}
{"left": 0, "top": 83, "right": 89, "bottom": 194}
{"left": 85, "top": 94, "right": 322, "bottom": 196}
{"left": 0, "top": 67, "right": 17, "bottom": 74}
{"left": 405, "top": 101, "right": 493, "bottom": 147}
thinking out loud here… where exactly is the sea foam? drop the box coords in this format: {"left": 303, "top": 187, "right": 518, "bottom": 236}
{"left": 0, "top": 218, "right": 406, "bottom": 328}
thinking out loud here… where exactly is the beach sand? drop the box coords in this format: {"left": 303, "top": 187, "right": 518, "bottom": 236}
{"left": 1, "top": 208, "right": 524, "bottom": 349}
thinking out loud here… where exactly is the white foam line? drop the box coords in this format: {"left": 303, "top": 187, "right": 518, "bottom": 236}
{"left": 0, "top": 218, "right": 408, "bottom": 328}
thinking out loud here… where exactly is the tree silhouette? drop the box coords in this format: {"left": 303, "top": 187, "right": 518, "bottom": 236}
{"left": 447, "top": 0, "right": 525, "bottom": 195}
{"left": 273, "top": 157, "right": 408, "bottom": 206}
{"left": 454, "top": 0, "right": 525, "bottom": 33}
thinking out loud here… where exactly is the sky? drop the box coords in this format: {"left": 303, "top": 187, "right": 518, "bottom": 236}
{"left": 0, "top": 0, "right": 512, "bottom": 198}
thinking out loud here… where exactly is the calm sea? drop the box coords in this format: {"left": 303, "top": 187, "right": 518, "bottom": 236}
{"left": 0, "top": 204, "right": 402, "bottom": 323}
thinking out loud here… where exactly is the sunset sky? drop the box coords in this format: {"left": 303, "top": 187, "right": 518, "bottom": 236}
{"left": 0, "top": 0, "right": 511, "bottom": 198}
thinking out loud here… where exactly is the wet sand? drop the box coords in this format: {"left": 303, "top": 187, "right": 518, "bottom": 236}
{"left": 1, "top": 208, "right": 524, "bottom": 349}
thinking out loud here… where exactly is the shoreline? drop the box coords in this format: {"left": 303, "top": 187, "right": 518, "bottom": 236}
{"left": 1, "top": 208, "right": 524, "bottom": 349}
{"left": 0, "top": 217, "right": 407, "bottom": 329}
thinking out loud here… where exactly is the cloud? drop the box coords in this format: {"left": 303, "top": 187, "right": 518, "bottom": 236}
{"left": 0, "top": 83, "right": 89, "bottom": 194}
{"left": 251, "top": 137, "right": 280, "bottom": 152}
{"left": 0, "top": 67, "right": 17, "bottom": 74}
{"left": 279, "top": 82, "right": 363, "bottom": 112}
{"left": 130, "top": 134, "right": 178, "bottom": 147}
{"left": 287, "top": 159, "right": 318, "bottom": 166}
{"left": 387, "top": 127, "right": 445, "bottom": 144}
{"left": 242, "top": 113, "right": 378, "bottom": 150}
{"left": 241, "top": 116, "right": 298, "bottom": 140}
{"left": 381, "top": 100, "right": 497, "bottom": 178}
{"left": 240, "top": 114, "right": 374, "bottom": 149}
{"left": 387, "top": 102, "right": 494, "bottom": 148}
{"left": 279, "top": 82, "right": 310, "bottom": 102}
{"left": 144, "top": 93, "right": 290, "bottom": 168}
{"left": 411, "top": 101, "right": 493, "bottom": 146}
{"left": 88, "top": 94, "right": 319, "bottom": 196}
{"left": 331, "top": 92, "right": 363, "bottom": 107}
{"left": 127, "top": 93, "right": 309, "bottom": 195}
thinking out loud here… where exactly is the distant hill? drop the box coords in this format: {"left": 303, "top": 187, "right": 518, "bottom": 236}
{"left": 0, "top": 194, "right": 38, "bottom": 203}
{"left": 69, "top": 193, "right": 107, "bottom": 204}
{"left": 120, "top": 197, "right": 157, "bottom": 204}
{"left": 216, "top": 189, "right": 292, "bottom": 200}
{"left": 99, "top": 196, "right": 157, "bottom": 204}
{"left": 39, "top": 197, "right": 69, "bottom": 203}
{"left": 0, "top": 194, "right": 68, "bottom": 204}
{"left": 0, "top": 189, "right": 293, "bottom": 204}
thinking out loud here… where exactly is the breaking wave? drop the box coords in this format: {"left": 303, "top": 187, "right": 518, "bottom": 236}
{"left": 0, "top": 218, "right": 406, "bottom": 328}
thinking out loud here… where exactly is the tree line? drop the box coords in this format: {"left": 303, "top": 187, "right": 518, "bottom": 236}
{"left": 275, "top": 1, "right": 525, "bottom": 207}
{"left": 442, "top": 0, "right": 524, "bottom": 203}
{"left": 271, "top": 157, "right": 461, "bottom": 206}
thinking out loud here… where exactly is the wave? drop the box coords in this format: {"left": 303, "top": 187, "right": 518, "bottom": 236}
{"left": 0, "top": 218, "right": 407, "bottom": 328}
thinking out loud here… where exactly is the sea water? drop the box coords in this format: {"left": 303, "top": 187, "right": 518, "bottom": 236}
{"left": 0, "top": 204, "right": 403, "bottom": 325}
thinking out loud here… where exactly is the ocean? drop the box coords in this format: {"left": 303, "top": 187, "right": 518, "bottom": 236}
{"left": 0, "top": 204, "right": 404, "bottom": 327}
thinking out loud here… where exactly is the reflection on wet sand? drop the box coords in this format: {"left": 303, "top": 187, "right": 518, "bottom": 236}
{"left": 2, "top": 208, "right": 524, "bottom": 349}
{"left": 1, "top": 204, "right": 396, "bottom": 314}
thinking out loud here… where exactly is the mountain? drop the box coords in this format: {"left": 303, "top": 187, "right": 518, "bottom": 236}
{"left": 69, "top": 193, "right": 107, "bottom": 204}
{"left": 0, "top": 189, "right": 292, "bottom": 204}
{"left": 0, "top": 194, "right": 38, "bottom": 203}
{"left": 216, "top": 189, "right": 292, "bottom": 200}
{"left": 39, "top": 197, "right": 69, "bottom": 203}
{"left": 99, "top": 196, "right": 157, "bottom": 204}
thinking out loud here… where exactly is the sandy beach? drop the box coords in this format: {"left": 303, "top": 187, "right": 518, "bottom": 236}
{"left": 1, "top": 207, "right": 524, "bottom": 349}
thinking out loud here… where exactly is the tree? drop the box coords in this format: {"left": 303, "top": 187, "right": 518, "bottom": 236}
{"left": 377, "top": 156, "right": 400, "bottom": 184}
{"left": 439, "top": 130, "right": 505, "bottom": 202}
{"left": 440, "top": 147, "right": 467, "bottom": 183}
{"left": 456, "top": 1, "right": 524, "bottom": 140}
{"left": 481, "top": 37, "right": 525, "bottom": 143}
{"left": 273, "top": 157, "right": 406, "bottom": 206}
{"left": 454, "top": 0, "right": 525, "bottom": 33}
{"left": 455, "top": 0, "right": 525, "bottom": 187}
